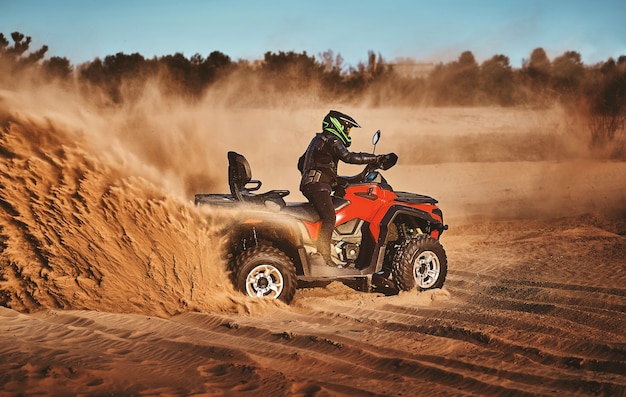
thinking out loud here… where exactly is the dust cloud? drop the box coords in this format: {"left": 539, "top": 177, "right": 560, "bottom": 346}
{"left": 0, "top": 76, "right": 286, "bottom": 315}
{"left": 1, "top": 71, "right": 625, "bottom": 315}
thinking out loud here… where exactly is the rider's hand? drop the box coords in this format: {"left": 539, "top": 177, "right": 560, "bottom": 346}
{"left": 377, "top": 153, "right": 397, "bottom": 170}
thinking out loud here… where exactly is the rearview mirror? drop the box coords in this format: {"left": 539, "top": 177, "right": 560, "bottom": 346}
{"left": 372, "top": 130, "right": 381, "bottom": 153}
{"left": 372, "top": 130, "right": 381, "bottom": 146}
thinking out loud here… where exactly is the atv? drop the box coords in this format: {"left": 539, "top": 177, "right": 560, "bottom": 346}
{"left": 194, "top": 131, "right": 448, "bottom": 303}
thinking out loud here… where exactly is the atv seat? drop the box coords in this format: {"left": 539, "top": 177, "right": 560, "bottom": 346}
{"left": 228, "top": 151, "right": 290, "bottom": 206}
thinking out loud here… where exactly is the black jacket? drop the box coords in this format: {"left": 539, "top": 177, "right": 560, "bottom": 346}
{"left": 299, "top": 132, "right": 378, "bottom": 189}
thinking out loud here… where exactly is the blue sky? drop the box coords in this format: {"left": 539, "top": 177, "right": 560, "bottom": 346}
{"left": 2, "top": 0, "right": 625, "bottom": 68}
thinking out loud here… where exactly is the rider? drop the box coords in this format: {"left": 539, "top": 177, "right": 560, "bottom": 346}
{"left": 299, "top": 110, "right": 391, "bottom": 267}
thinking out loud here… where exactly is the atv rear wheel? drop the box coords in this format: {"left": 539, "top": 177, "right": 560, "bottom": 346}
{"left": 234, "top": 245, "right": 297, "bottom": 303}
{"left": 392, "top": 234, "right": 447, "bottom": 291}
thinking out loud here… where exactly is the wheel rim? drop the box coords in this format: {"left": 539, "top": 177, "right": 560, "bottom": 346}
{"left": 412, "top": 250, "right": 440, "bottom": 289}
{"left": 245, "top": 264, "right": 284, "bottom": 299}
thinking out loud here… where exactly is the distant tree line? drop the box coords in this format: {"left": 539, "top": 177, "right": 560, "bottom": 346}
{"left": 1, "top": 31, "right": 625, "bottom": 148}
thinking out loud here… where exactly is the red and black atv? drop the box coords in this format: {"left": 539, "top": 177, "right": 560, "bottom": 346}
{"left": 195, "top": 132, "right": 448, "bottom": 303}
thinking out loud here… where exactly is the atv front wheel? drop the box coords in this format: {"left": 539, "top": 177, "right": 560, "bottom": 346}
{"left": 234, "top": 245, "right": 297, "bottom": 303}
{"left": 392, "top": 235, "right": 447, "bottom": 291}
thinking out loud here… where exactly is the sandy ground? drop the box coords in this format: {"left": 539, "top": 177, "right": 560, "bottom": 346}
{"left": 0, "top": 84, "right": 625, "bottom": 395}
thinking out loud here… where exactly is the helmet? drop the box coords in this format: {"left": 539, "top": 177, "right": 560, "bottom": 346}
{"left": 322, "top": 110, "right": 361, "bottom": 146}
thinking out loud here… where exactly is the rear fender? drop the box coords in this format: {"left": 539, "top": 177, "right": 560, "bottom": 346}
{"left": 227, "top": 215, "right": 305, "bottom": 274}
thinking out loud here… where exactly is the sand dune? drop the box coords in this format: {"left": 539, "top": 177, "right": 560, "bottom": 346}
{"left": 1, "top": 82, "right": 625, "bottom": 395}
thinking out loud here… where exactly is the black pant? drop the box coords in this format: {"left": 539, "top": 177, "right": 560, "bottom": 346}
{"left": 301, "top": 182, "right": 335, "bottom": 258}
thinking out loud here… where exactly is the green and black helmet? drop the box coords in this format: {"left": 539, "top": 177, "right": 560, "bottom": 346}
{"left": 322, "top": 110, "right": 361, "bottom": 146}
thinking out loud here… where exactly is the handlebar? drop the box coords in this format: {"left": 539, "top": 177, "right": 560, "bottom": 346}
{"left": 336, "top": 153, "right": 398, "bottom": 187}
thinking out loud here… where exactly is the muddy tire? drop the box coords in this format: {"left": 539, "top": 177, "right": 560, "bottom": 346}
{"left": 234, "top": 245, "right": 297, "bottom": 303}
{"left": 392, "top": 234, "right": 447, "bottom": 291}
